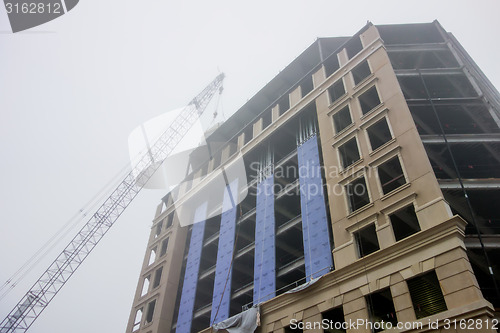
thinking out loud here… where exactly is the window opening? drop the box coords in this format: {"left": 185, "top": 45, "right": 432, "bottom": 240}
{"left": 262, "top": 109, "right": 272, "bottom": 130}
{"left": 352, "top": 61, "right": 371, "bottom": 85}
{"left": 390, "top": 205, "right": 421, "bottom": 241}
{"left": 300, "top": 75, "right": 314, "bottom": 97}
{"left": 366, "top": 288, "right": 398, "bottom": 332}
{"left": 407, "top": 271, "right": 447, "bottom": 319}
{"left": 332, "top": 106, "right": 352, "bottom": 134}
{"left": 346, "top": 176, "right": 370, "bottom": 212}
{"left": 324, "top": 53, "right": 340, "bottom": 77}
{"left": 166, "top": 213, "right": 174, "bottom": 228}
{"left": 338, "top": 137, "right": 360, "bottom": 168}
{"left": 359, "top": 86, "right": 381, "bottom": 115}
{"left": 366, "top": 118, "right": 392, "bottom": 150}
{"left": 154, "top": 221, "right": 162, "bottom": 238}
{"left": 153, "top": 267, "right": 163, "bottom": 289}
{"left": 284, "top": 325, "right": 303, "bottom": 333}
{"left": 378, "top": 156, "right": 406, "bottom": 195}
{"left": 345, "top": 36, "right": 363, "bottom": 59}
{"left": 322, "top": 306, "right": 346, "bottom": 333}
{"left": 278, "top": 94, "right": 290, "bottom": 116}
{"left": 354, "top": 224, "right": 379, "bottom": 257}
{"left": 329, "top": 79, "right": 346, "bottom": 104}
{"left": 160, "top": 237, "right": 169, "bottom": 257}
{"left": 148, "top": 248, "right": 157, "bottom": 266}
{"left": 243, "top": 125, "right": 253, "bottom": 145}
{"left": 133, "top": 308, "right": 143, "bottom": 331}
{"left": 141, "top": 276, "right": 150, "bottom": 297}
{"left": 145, "top": 299, "right": 156, "bottom": 324}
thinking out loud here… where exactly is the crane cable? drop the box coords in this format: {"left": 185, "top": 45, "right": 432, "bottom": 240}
{"left": 209, "top": 86, "right": 225, "bottom": 127}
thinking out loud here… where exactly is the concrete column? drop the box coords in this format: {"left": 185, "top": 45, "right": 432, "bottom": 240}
{"left": 272, "top": 105, "right": 280, "bottom": 122}
{"left": 238, "top": 133, "right": 245, "bottom": 149}
{"left": 360, "top": 25, "right": 380, "bottom": 48}
{"left": 253, "top": 118, "right": 263, "bottom": 137}
{"left": 390, "top": 272, "right": 417, "bottom": 323}
{"left": 337, "top": 49, "right": 349, "bottom": 67}
{"left": 435, "top": 248, "right": 484, "bottom": 308}
{"left": 313, "top": 67, "right": 326, "bottom": 89}
{"left": 343, "top": 289, "right": 371, "bottom": 333}
{"left": 289, "top": 86, "right": 302, "bottom": 107}
{"left": 221, "top": 145, "right": 231, "bottom": 164}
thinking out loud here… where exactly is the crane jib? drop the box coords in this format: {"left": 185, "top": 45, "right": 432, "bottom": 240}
{"left": 0, "top": 73, "right": 225, "bottom": 333}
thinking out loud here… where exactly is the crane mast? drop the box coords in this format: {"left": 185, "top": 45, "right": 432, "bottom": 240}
{"left": 0, "top": 73, "right": 225, "bottom": 333}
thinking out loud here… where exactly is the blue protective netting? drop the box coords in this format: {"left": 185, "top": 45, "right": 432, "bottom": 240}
{"left": 211, "top": 180, "right": 239, "bottom": 324}
{"left": 253, "top": 175, "right": 276, "bottom": 304}
{"left": 297, "top": 135, "right": 333, "bottom": 281}
{"left": 176, "top": 203, "right": 207, "bottom": 333}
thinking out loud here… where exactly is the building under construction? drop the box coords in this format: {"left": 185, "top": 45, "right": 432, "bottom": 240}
{"left": 126, "top": 21, "right": 500, "bottom": 333}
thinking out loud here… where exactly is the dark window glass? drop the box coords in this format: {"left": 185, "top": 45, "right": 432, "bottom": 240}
{"left": 359, "top": 86, "right": 381, "bottom": 115}
{"left": 322, "top": 307, "right": 346, "bottom": 333}
{"left": 284, "top": 325, "right": 303, "bottom": 333}
{"left": 333, "top": 106, "right": 352, "bottom": 134}
{"left": 329, "top": 80, "right": 346, "bottom": 104}
{"left": 133, "top": 309, "right": 143, "bottom": 331}
{"left": 407, "top": 271, "right": 447, "bottom": 319}
{"left": 378, "top": 157, "right": 406, "bottom": 194}
{"left": 153, "top": 267, "right": 163, "bottom": 288}
{"left": 355, "top": 224, "right": 379, "bottom": 257}
{"left": 366, "top": 288, "right": 398, "bottom": 332}
{"left": 346, "top": 176, "right": 370, "bottom": 212}
{"left": 166, "top": 213, "right": 174, "bottom": 228}
{"left": 145, "top": 300, "right": 156, "bottom": 323}
{"left": 367, "top": 118, "right": 392, "bottom": 150}
{"left": 352, "top": 61, "right": 371, "bottom": 85}
{"left": 160, "top": 237, "right": 169, "bottom": 256}
{"left": 154, "top": 221, "right": 162, "bottom": 238}
{"left": 339, "top": 137, "right": 360, "bottom": 168}
{"left": 390, "top": 205, "right": 421, "bottom": 241}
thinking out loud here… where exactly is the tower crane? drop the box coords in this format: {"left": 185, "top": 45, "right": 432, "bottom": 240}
{"left": 0, "top": 73, "right": 225, "bottom": 333}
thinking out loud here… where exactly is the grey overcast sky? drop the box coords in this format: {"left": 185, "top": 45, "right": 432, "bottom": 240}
{"left": 0, "top": 1, "right": 499, "bottom": 332}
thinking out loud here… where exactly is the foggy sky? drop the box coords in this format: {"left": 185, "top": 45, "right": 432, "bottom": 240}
{"left": 0, "top": 1, "right": 499, "bottom": 332}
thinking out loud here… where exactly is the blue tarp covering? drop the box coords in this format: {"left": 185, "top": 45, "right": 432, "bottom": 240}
{"left": 176, "top": 202, "right": 208, "bottom": 333}
{"left": 297, "top": 135, "right": 333, "bottom": 281}
{"left": 211, "top": 180, "right": 239, "bottom": 324}
{"left": 253, "top": 175, "right": 276, "bottom": 304}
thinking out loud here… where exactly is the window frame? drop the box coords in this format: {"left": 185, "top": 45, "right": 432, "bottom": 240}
{"left": 344, "top": 174, "right": 371, "bottom": 213}
{"left": 336, "top": 134, "right": 362, "bottom": 171}
{"left": 365, "top": 115, "right": 394, "bottom": 152}
{"left": 357, "top": 85, "right": 382, "bottom": 116}
{"left": 160, "top": 237, "right": 169, "bottom": 257}
{"left": 374, "top": 154, "right": 408, "bottom": 196}
{"left": 332, "top": 104, "right": 353, "bottom": 135}
{"left": 388, "top": 203, "right": 421, "bottom": 242}
{"left": 407, "top": 270, "right": 447, "bottom": 319}
{"left": 132, "top": 308, "right": 143, "bottom": 332}
{"left": 140, "top": 275, "right": 151, "bottom": 297}
{"left": 144, "top": 299, "right": 157, "bottom": 324}
{"left": 351, "top": 60, "right": 372, "bottom": 86}
{"left": 328, "top": 77, "right": 347, "bottom": 105}
{"left": 354, "top": 223, "right": 380, "bottom": 258}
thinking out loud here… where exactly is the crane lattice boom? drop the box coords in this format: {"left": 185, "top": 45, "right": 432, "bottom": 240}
{"left": 0, "top": 73, "right": 225, "bottom": 333}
